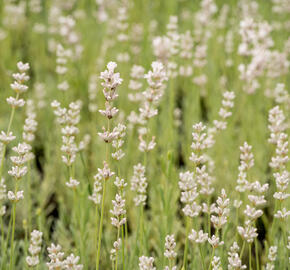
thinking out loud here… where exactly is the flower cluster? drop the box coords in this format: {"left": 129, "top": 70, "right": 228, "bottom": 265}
{"left": 116, "top": 7, "right": 129, "bottom": 63}
{"left": 137, "top": 61, "right": 168, "bottom": 152}
{"left": 208, "top": 235, "right": 224, "bottom": 248}
{"left": 164, "top": 234, "right": 177, "bottom": 270}
{"left": 179, "top": 171, "right": 201, "bottom": 217}
{"left": 139, "top": 256, "right": 156, "bottom": 270}
{"left": 98, "top": 62, "right": 123, "bottom": 144}
{"left": 227, "top": 242, "right": 246, "bottom": 270}
{"left": 23, "top": 100, "right": 38, "bottom": 144}
{"left": 111, "top": 124, "right": 126, "bottom": 161}
{"left": 0, "top": 178, "right": 6, "bottom": 216}
{"left": 51, "top": 100, "right": 82, "bottom": 167}
{"left": 128, "top": 65, "right": 145, "bottom": 103}
{"left": 179, "top": 30, "right": 193, "bottom": 77}
{"left": 268, "top": 106, "right": 289, "bottom": 218}
{"left": 213, "top": 91, "right": 235, "bottom": 132}
{"left": 8, "top": 142, "right": 31, "bottom": 183}
{"left": 110, "top": 238, "right": 121, "bottom": 262}
{"left": 56, "top": 44, "right": 71, "bottom": 92}
{"left": 7, "top": 61, "right": 30, "bottom": 108}
{"left": 26, "top": 230, "right": 43, "bottom": 267}
{"left": 47, "top": 243, "right": 83, "bottom": 270}
{"left": 188, "top": 229, "right": 208, "bottom": 244}
{"left": 238, "top": 18, "right": 273, "bottom": 94}
{"left": 89, "top": 161, "right": 114, "bottom": 203}
{"left": 210, "top": 189, "right": 230, "bottom": 230}
{"left": 211, "top": 256, "right": 221, "bottom": 270}
{"left": 265, "top": 246, "right": 277, "bottom": 270}
{"left": 131, "top": 163, "right": 147, "bottom": 206}
{"left": 237, "top": 220, "right": 258, "bottom": 244}
{"left": 268, "top": 107, "right": 289, "bottom": 170}
{"left": 110, "top": 193, "right": 126, "bottom": 228}
{"left": 236, "top": 142, "right": 255, "bottom": 193}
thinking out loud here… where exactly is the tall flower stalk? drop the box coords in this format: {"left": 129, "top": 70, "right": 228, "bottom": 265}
{"left": 96, "top": 61, "right": 123, "bottom": 270}
{"left": 0, "top": 62, "right": 30, "bottom": 179}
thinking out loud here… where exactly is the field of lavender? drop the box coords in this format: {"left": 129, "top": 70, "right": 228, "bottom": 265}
{"left": 0, "top": 0, "right": 289, "bottom": 269}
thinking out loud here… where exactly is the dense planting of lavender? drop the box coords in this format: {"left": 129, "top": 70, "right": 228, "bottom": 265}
{"left": 0, "top": 0, "right": 289, "bottom": 269}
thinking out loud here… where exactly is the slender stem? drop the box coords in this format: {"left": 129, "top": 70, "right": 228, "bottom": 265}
{"left": 0, "top": 216, "right": 4, "bottom": 251}
{"left": 240, "top": 240, "right": 245, "bottom": 259}
{"left": 255, "top": 238, "right": 259, "bottom": 270}
{"left": 1, "top": 211, "right": 12, "bottom": 270}
{"left": 115, "top": 226, "right": 120, "bottom": 270}
{"left": 95, "top": 205, "right": 99, "bottom": 266}
{"left": 9, "top": 203, "right": 16, "bottom": 270}
{"left": 207, "top": 197, "right": 211, "bottom": 236}
{"left": 235, "top": 207, "right": 239, "bottom": 240}
{"left": 182, "top": 217, "right": 190, "bottom": 270}
{"left": 73, "top": 189, "right": 83, "bottom": 261}
{"left": 269, "top": 200, "right": 278, "bottom": 244}
{"left": 139, "top": 206, "right": 144, "bottom": 253}
{"left": 9, "top": 180, "right": 18, "bottom": 270}
{"left": 0, "top": 93, "right": 19, "bottom": 180}
{"left": 249, "top": 244, "right": 252, "bottom": 270}
{"left": 208, "top": 248, "right": 215, "bottom": 270}
{"left": 96, "top": 117, "right": 110, "bottom": 270}
{"left": 96, "top": 179, "right": 107, "bottom": 270}
{"left": 24, "top": 222, "right": 28, "bottom": 270}
{"left": 198, "top": 245, "right": 205, "bottom": 270}
{"left": 27, "top": 161, "right": 32, "bottom": 234}
{"left": 121, "top": 224, "right": 125, "bottom": 270}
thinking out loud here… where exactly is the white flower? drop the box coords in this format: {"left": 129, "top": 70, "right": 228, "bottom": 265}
{"left": 0, "top": 178, "right": 7, "bottom": 201}
{"left": 63, "top": 254, "right": 83, "bottom": 270}
{"left": 17, "top": 61, "right": 30, "bottom": 72}
{"left": 8, "top": 190, "right": 24, "bottom": 202}
{"left": 188, "top": 229, "right": 208, "bottom": 243}
{"left": 8, "top": 166, "right": 28, "bottom": 179}
{"left": 211, "top": 256, "right": 221, "bottom": 270}
{"left": 100, "top": 62, "right": 123, "bottom": 101}
{"left": 26, "top": 230, "right": 42, "bottom": 267}
{"left": 110, "top": 193, "right": 126, "bottom": 228}
{"left": 274, "top": 208, "right": 290, "bottom": 219}
{"left": 6, "top": 97, "right": 25, "bottom": 107}
{"left": 66, "top": 178, "right": 80, "bottom": 189}
{"left": 0, "top": 131, "right": 16, "bottom": 144}
{"left": 237, "top": 221, "right": 258, "bottom": 243}
{"left": 208, "top": 235, "right": 224, "bottom": 248}
{"left": 131, "top": 163, "right": 147, "bottom": 206}
{"left": 164, "top": 234, "right": 177, "bottom": 259}
{"left": 139, "top": 256, "right": 156, "bottom": 270}
{"left": 244, "top": 205, "right": 263, "bottom": 220}
{"left": 144, "top": 61, "right": 168, "bottom": 90}
{"left": 97, "top": 161, "right": 115, "bottom": 180}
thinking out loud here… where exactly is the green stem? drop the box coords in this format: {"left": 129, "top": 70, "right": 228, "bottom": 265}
{"left": 0, "top": 93, "right": 19, "bottom": 180}
{"left": 1, "top": 211, "right": 12, "bottom": 270}
{"left": 115, "top": 226, "right": 120, "bottom": 270}
{"left": 240, "top": 240, "right": 245, "bottom": 259}
{"left": 121, "top": 224, "right": 125, "bottom": 270}
{"left": 207, "top": 197, "right": 211, "bottom": 236}
{"left": 9, "top": 203, "right": 16, "bottom": 270}
{"left": 27, "top": 161, "right": 32, "bottom": 234}
{"left": 208, "top": 248, "right": 215, "bottom": 270}
{"left": 95, "top": 205, "right": 99, "bottom": 266}
{"left": 255, "top": 238, "right": 259, "bottom": 270}
{"left": 96, "top": 179, "right": 107, "bottom": 270}
{"left": 198, "top": 245, "right": 205, "bottom": 270}
{"left": 249, "top": 244, "right": 252, "bottom": 270}
{"left": 182, "top": 217, "right": 190, "bottom": 270}
{"left": 139, "top": 206, "right": 144, "bottom": 254}
{"left": 9, "top": 180, "right": 19, "bottom": 270}
{"left": 269, "top": 200, "right": 278, "bottom": 245}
